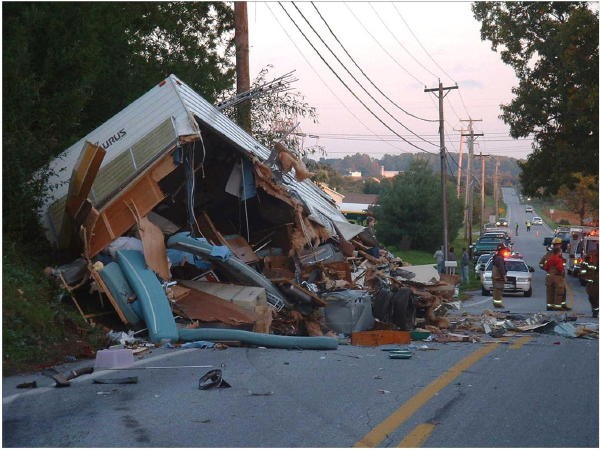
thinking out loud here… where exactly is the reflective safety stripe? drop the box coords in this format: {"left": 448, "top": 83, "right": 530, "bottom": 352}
{"left": 493, "top": 300, "right": 503, "bottom": 305}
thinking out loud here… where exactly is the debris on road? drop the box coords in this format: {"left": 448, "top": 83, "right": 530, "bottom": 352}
{"left": 42, "top": 366, "right": 94, "bottom": 387}
{"left": 93, "top": 377, "right": 139, "bottom": 384}
{"left": 198, "top": 369, "right": 231, "bottom": 390}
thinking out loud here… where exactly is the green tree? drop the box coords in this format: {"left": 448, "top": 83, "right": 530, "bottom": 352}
{"left": 556, "top": 172, "right": 598, "bottom": 224}
{"left": 472, "top": 2, "right": 598, "bottom": 196}
{"left": 3, "top": 2, "right": 235, "bottom": 244}
{"left": 219, "top": 65, "right": 320, "bottom": 157}
{"left": 374, "top": 159, "right": 463, "bottom": 252}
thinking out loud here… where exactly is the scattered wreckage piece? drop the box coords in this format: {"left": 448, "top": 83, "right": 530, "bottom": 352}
{"left": 171, "top": 287, "right": 257, "bottom": 328}
{"left": 167, "top": 232, "right": 288, "bottom": 311}
{"left": 42, "top": 366, "right": 94, "bottom": 387}
{"left": 178, "top": 327, "right": 338, "bottom": 350}
{"left": 351, "top": 330, "right": 411, "bottom": 346}
{"left": 178, "top": 280, "right": 271, "bottom": 334}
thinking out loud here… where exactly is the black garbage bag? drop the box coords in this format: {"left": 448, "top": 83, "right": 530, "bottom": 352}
{"left": 371, "top": 287, "right": 417, "bottom": 331}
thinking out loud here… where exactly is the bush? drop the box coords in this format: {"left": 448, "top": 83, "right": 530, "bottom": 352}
{"left": 2, "top": 239, "right": 108, "bottom": 375}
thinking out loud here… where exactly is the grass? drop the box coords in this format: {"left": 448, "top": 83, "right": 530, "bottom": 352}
{"left": 2, "top": 240, "right": 108, "bottom": 375}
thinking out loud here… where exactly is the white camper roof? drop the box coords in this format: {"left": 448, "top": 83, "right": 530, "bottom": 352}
{"left": 41, "top": 75, "right": 345, "bottom": 244}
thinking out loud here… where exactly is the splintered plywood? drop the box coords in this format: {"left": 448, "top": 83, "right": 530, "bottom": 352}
{"left": 85, "top": 154, "right": 175, "bottom": 258}
{"left": 174, "top": 288, "right": 257, "bottom": 326}
{"left": 65, "top": 142, "right": 106, "bottom": 218}
{"left": 179, "top": 280, "right": 267, "bottom": 313}
{"left": 138, "top": 215, "right": 170, "bottom": 281}
{"left": 224, "top": 235, "right": 259, "bottom": 264}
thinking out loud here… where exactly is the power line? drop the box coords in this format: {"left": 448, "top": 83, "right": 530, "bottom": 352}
{"left": 369, "top": 3, "right": 439, "bottom": 80}
{"left": 311, "top": 2, "right": 437, "bottom": 123}
{"left": 264, "top": 3, "right": 408, "bottom": 153}
{"left": 291, "top": 2, "right": 437, "bottom": 147}
{"left": 278, "top": 2, "right": 436, "bottom": 154}
{"left": 391, "top": 3, "right": 472, "bottom": 120}
{"left": 392, "top": 3, "right": 455, "bottom": 83}
{"left": 344, "top": 3, "right": 425, "bottom": 86}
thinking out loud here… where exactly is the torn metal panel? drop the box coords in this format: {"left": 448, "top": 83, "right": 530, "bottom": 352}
{"left": 322, "top": 290, "right": 374, "bottom": 335}
{"left": 395, "top": 264, "right": 440, "bottom": 285}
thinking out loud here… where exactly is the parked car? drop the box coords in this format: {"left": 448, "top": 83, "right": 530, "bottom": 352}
{"left": 471, "top": 236, "right": 511, "bottom": 258}
{"left": 525, "top": 205, "right": 533, "bottom": 213}
{"left": 532, "top": 216, "right": 543, "bottom": 225}
{"left": 482, "top": 230, "right": 512, "bottom": 243}
{"left": 495, "top": 217, "right": 509, "bottom": 227}
{"left": 567, "top": 227, "right": 597, "bottom": 275}
{"left": 481, "top": 257, "right": 534, "bottom": 297}
{"left": 474, "top": 253, "right": 492, "bottom": 279}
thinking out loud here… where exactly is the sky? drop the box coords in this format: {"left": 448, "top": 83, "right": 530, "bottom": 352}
{"left": 246, "top": 1, "right": 535, "bottom": 161}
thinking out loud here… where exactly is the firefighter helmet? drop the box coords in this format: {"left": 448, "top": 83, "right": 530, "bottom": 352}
{"left": 551, "top": 237, "right": 563, "bottom": 245}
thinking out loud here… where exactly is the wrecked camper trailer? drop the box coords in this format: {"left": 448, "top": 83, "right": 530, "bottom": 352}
{"left": 40, "top": 74, "right": 457, "bottom": 347}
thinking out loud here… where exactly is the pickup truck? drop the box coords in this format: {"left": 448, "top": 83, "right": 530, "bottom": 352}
{"left": 471, "top": 236, "right": 509, "bottom": 258}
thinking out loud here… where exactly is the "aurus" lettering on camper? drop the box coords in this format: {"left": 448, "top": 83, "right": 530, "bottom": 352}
{"left": 98, "top": 129, "right": 127, "bottom": 149}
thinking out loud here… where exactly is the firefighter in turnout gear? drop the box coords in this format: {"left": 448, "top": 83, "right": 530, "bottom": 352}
{"left": 543, "top": 243, "right": 567, "bottom": 311}
{"left": 539, "top": 237, "right": 570, "bottom": 311}
{"left": 491, "top": 243, "right": 509, "bottom": 308}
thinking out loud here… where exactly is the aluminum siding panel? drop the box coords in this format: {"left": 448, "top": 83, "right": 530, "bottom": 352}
{"left": 42, "top": 78, "right": 196, "bottom": 210}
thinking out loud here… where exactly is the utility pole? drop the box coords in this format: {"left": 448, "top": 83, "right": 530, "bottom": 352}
{"left": 425, "top": 80, "right": 458, "bottom": 260}
{"left": 234, "top": 2, "right": 251, "bottom": 133}
{"left": 460, "top": 119, "right": 483, "bottom": 252}
{"left": 475, "top": 152, "right": 491, "bottom": 233}
{"left": 494, "top": 159, "right": 500, "bottom": 216}
{"left": 456, "top": 128, "right": 464, "bottom": 198}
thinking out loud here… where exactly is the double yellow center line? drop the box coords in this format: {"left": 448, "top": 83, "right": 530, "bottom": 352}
{"left": 354, "top": 336, "right": 534, "bottom": 447}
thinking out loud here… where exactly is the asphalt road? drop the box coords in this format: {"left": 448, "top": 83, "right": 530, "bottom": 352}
{"left": 3, "top": 187, "right": 598, "bottom": 447}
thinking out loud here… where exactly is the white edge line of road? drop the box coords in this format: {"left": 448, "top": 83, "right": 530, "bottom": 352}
{"left": 2, "top": 347, "right": 202, "bottom": 406}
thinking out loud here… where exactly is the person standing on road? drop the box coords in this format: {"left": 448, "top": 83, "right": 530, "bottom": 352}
{"left": 515, "top": 223, "right": 519, "bottom": 236}
{"left": 491, "top": 243, "right": 508, "bottom": 309}
{"left": 542, "top": 245, "right": 568, "bottom": 311}
{"left": 433, "top": 245, "right": 444, "bottom": 274}
{"left": 461, "top": 247, "right": 470, "bottom": 284}
{"left": 526, "top": 220, "right": 531, "bottom": 232}
{"left": 446, "top": 247, "right": 457, "bottom": 274}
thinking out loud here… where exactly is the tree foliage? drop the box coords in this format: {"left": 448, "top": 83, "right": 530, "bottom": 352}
{"left": 373, "top": 159, "right": 463, "bottom": 252}
{"left": 472, "top": 2, "right": 599, "bottom": 196}
{"left": 3, "top": 2, "right": 235, "bottom": 243}
{"left": 556, "top": 172, "right": 598, "bottom": 224}
{"left": 219, "top": 65, "right": 320, "bottom": 157}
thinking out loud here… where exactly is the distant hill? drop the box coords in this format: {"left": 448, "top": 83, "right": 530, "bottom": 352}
{"left": 317, "top": 152, "right": 523, "bottom": 186}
